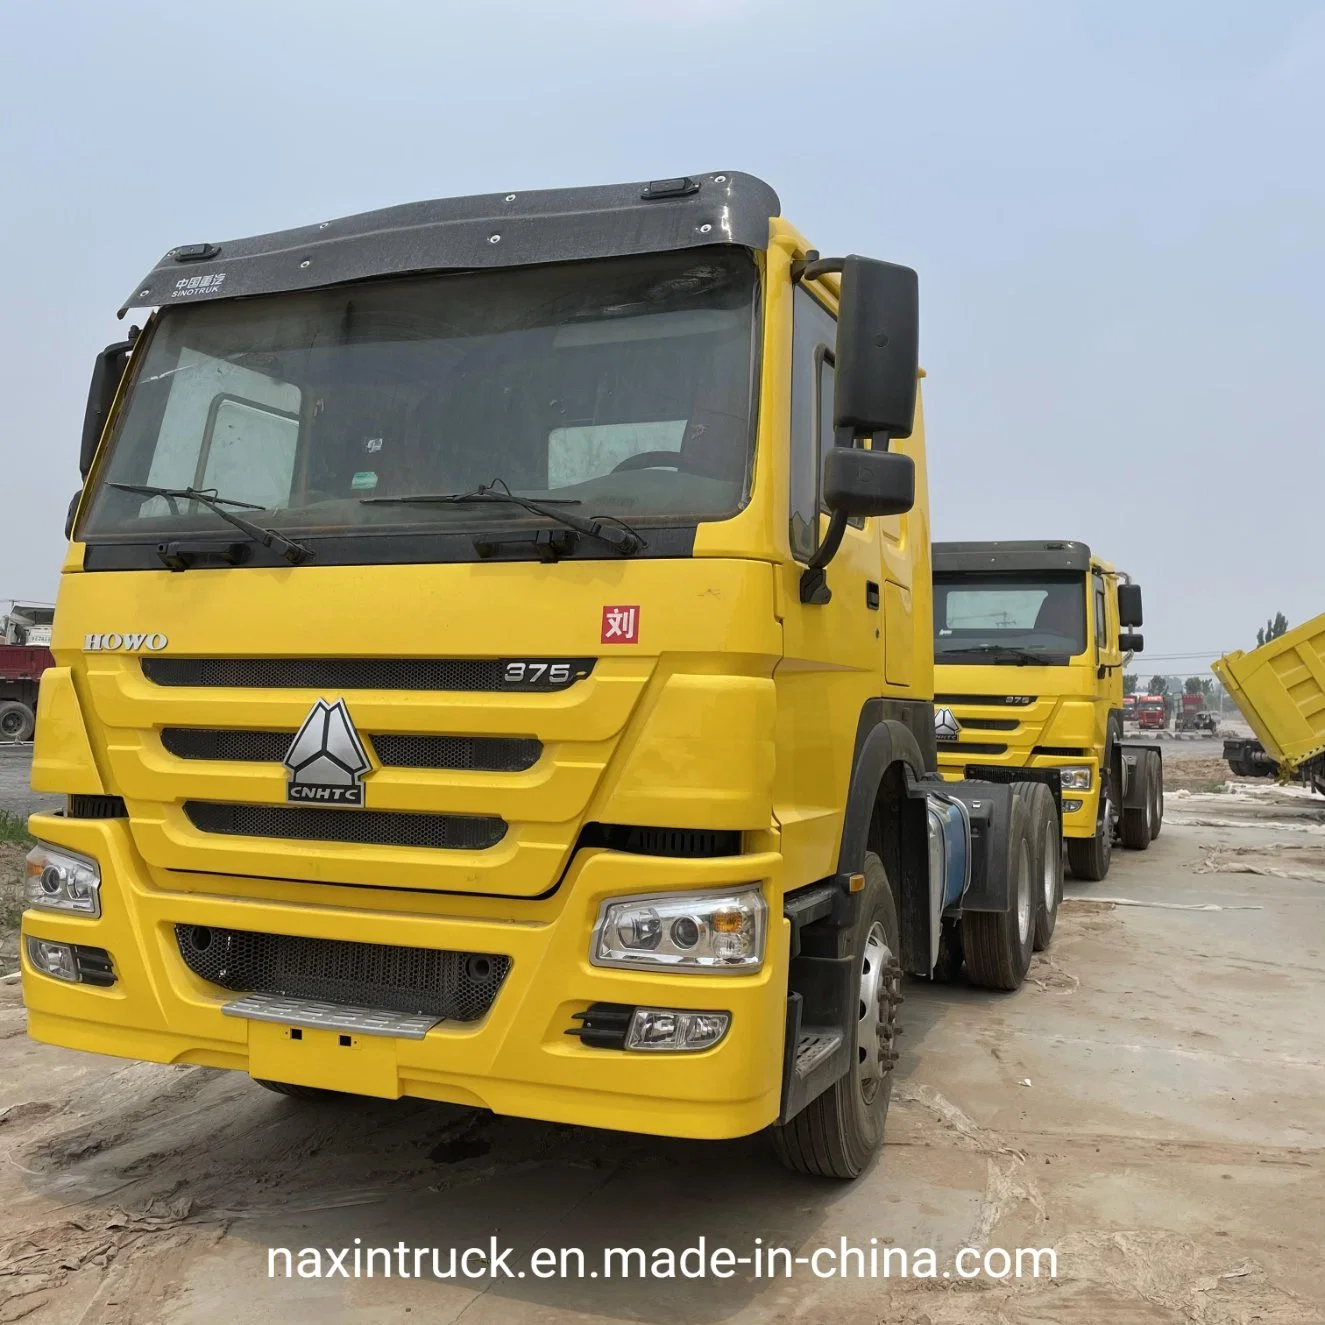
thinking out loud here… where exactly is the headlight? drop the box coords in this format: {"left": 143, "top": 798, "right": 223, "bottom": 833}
{"left": 1056, "top": 765, "right": 1093, "bottom": 792}
{"left": 25, "top": 844, "right": 101, "bottom": 917}
{"left": 592, "top": 887, "right": 766, "bottom": 972}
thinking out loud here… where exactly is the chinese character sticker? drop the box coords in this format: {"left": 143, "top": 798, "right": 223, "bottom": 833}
{"left": 601, "top": 605, "right": 640, "bottom": 644}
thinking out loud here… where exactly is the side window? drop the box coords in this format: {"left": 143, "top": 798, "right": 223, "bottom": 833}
{"left": 1093, "top": 574, "right": 1108, "bottom": 650}
{"left": 790, "top": 287, "right": 837, "bottom": 561}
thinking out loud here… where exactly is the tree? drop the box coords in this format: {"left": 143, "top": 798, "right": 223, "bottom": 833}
{"left": 1257, "top": 613, "right": 1289, "bottom": 647}
{"left": 1123, "top": 674, "right": 1139, "bottom": 696}
{"left": 1184, "top": 676, "right": 1203, "bottom": 695}
{"left": 1148, "top": 675, "right": 1170, "bottom": 696}
{"left": 1199, "top": 677, "right": 1215, "bottom": 698}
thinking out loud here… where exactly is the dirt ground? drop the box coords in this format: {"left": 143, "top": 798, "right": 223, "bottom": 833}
{"left": 1, "top": 767, "right": 1322, "bottom": 1324}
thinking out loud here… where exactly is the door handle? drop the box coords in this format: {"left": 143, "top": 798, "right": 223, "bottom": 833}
{"left": 866, "top": 582, "right": 880, "bottom": 610}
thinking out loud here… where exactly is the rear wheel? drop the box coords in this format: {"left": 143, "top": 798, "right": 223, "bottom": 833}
{"left": 772, "top": 850, "right": 902, "bottom": 1180}
{"left": 1148, "top": 751, "right": 1163, "bottom": 839}
{"left": 1120, "top": 754, "right": 1153, "bottom": 850}
{"left": 0, "top": 701, "right": 35, "bottom": 742}
{"left": 1024, "top": 784, "right": 1062, "bottom": 952}
{"left": 1066, "top": 790, "right": 1113, "bottom": 881}
{"left": 963, "top": 793, "right": 1035, "bottom": 990}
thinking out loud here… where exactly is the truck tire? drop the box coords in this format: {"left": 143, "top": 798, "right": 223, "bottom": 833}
{"left": 254, "top": 1079, "right": 347, "bottom": 1101}
{"left": 771, "top": 850, "right": 901, "bottom": 1180}
{"left": 1023, "top": 783, "right": 1062, "bottom": 952}
{"left": 962, "top": 794, "right": 1035, "bottom": 990}
{"left": 1148, "top": 751, "right": 1163, "bottom": 840}
{"left": 0, "top": 701, "right": 35, "bottom": 742}
{"left": 1066, "top": 790, "right": 1112, "bottom": 882}
{"left": 1120, "top": 754, "right": 1153, "bottom": 850}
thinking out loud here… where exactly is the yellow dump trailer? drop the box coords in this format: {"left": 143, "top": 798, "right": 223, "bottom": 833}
{"left": 1213, "top": 613, "right": 1325, "bottom": 791}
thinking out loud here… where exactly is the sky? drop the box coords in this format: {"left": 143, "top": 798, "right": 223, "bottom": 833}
{"left": 2, "top": 0, "right": 1322, "bottom": 670}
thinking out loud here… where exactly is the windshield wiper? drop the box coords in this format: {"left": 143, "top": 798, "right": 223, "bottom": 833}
{"left": 938, "top": 643, "right": 1047, "bottom": 666}
{"left": 107, "top": 483, "right": 313, "bottom": 565}
{"left": 362, "top": 480, "right": 646, "bottom": 555}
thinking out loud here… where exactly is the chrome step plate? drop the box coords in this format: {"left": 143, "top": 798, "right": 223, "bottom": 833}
{"left": 794, "top": 1031, "right": 843, "bottom": 1077}
{"left": 222, "top": 993, "right": 441, "bottom": 1039}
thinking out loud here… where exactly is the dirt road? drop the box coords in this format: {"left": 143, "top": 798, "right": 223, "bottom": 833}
{"left": 1, "top": 766, "right": 1322, "bottom": 1323}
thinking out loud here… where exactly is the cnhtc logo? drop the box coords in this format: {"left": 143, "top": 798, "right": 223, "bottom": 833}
{"left": 284, "top": 699, "right": 371, "bottom": 805}
{"left": 934, "top": 707, "right": 961, "bottom": 741}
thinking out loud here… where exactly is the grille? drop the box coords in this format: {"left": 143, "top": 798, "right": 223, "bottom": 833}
{"left": 143, "top": 657, "right": 593, "bottom": 692}
{"left": 175, "top": 924, "right": 510, "bottom": 1020}
{"left": 579, "top": 824, "right": 741, "bottom": 858}
{"left": 68, "top": 794, "right": 128, "bottom": 819}
{"left": 955, "top": 717, "right": 1019, "bottom": 732}
{"left": 941, "top": 741, "right": 1008, "bottom": 755}
{"left": 370, "top": 734, "right": 540, "bottom": 771}
{"left": 184, "top": 801, "right": 507, "bottom": 850}
{"left": 162, "top": 727, "right": 541, "bottom": 772}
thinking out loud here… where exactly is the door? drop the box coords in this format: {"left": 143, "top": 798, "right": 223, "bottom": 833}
{"left": 775, "top": 285, "right": 885, "bottom": 883}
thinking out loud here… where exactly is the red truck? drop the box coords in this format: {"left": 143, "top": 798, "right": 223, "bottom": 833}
{"left": 1175, "top": 692, "right": 1203, "bottom": 732}
{"left": 1, "top": 603, "right": 55, "bottom": 742}
{"left": 1137, "top": 694, "right": 1169, "bottom": 731}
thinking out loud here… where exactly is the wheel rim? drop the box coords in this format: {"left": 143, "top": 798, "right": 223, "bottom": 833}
{"left": 0, "top": 712, "right": 21, "bottom": 737}
{"left": 857, "top": 921, "right": 899, "bottom": 1103}
{"left": 1016, "top": 837, "right": 1033, "bottom": 944}
{"left": 1041, "top": 818, "right": 1058, "bottom": 913}
{"left": 1102, "top": 795, "right": 1113, "bottom": 861}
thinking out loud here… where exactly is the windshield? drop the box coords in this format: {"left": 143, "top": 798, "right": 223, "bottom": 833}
{"left": 80, "top": 249, "right": 759, "bottom": 556}
{"left": 933, "top": 571, "right": 1087, "bottom": 663}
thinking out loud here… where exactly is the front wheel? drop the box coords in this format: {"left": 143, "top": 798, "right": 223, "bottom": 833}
{"left": 254, "top": 1079, "right": 348, "bottom": 1101}
{"left": 1066, "top": 791, "right": 1113, "bottom": 881}
{"left": 771, "top": 850, "right": 901, "bottom": 1180}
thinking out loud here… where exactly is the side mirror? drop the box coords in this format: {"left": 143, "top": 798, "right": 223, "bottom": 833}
{"left": 1120, "top": 631, "right": 1144, "bottom": 653}
{"left": 834, "top": 256, "right": 919, "bottom": 440}
{"left": 823, "top": 447, "right": 915, "bottom": 519}
{"left": 1117, "top": 583, "right": 1143, "bottom": 627}
{"left": 65, "top": 488, "right": 83, "bottom": 541}
{"left": 80, "top": 340, "right": 133, "bottom": 478}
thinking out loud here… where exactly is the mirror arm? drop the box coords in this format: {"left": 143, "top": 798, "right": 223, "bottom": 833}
{"left": 790, "top": 254, "right": 845, "bottom": 284}
{"left": 799, "top": 509, "right": 849, "bottom": 604}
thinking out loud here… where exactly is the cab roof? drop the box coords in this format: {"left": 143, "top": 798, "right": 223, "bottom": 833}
{"left": 119, "top": 172, "right": 781, "bottom": 317}
{"left": 932, "top": 541, "right": 1093, "bottom": 574}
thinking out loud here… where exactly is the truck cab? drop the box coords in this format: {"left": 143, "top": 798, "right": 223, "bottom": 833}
{"left": 26, "top": 172, "right": 1054, "bottom": 1180}
{"left": 932, "top": 540, "right": 1162, "bottom": 879}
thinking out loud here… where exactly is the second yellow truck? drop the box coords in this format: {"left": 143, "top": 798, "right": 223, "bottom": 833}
{"left": 933, "top": 540, "right": 1162, "bottom": 886}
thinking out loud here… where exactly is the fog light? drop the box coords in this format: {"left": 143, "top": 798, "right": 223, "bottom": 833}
{"left": 26, "top": 938, "right": 79, "bottom": 982}
{"left": 1062, "top": 798, "right": 1084, "bottom": 813}
{"left": 25, "top": 844, "right": 101, "bottom": 917}
{"left": 625, "top": 1007, "right": 730, "bottom": 1052}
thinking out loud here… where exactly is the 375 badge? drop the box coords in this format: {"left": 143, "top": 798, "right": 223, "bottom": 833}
{"left": 601, "top": 605, "right": 640, "bottom": 644}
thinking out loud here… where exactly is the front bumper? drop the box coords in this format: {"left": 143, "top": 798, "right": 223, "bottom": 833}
{"left": 21, "top": 813, "right": 787, "bottom": 1140}
{"left": 936, "top": 755, "right": 1101, "bottom": 838}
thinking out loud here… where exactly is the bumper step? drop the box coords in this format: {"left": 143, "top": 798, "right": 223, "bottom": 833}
{"left": 222, "top": 993, "right": 441, "bottom": 1039}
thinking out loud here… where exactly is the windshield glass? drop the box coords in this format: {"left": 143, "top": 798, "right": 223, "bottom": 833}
{"left": 80, "top": 249, "right": 759, "bottom": 549}
{"left": 933, "top": 572, "right": 1087, "bottom": 662}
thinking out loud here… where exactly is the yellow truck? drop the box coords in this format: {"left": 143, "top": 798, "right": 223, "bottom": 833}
{"left": 1214, "top": 613, "right": 1325, "bottom": 793}
{"left": 932, "top": 541, "right": 1163, "bottom": 887}
{"left": 26, "top": 171, "right": 1059, "bottom": 1179}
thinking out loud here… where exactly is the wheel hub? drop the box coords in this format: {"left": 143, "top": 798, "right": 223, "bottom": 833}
{"left": 857, "top": 921, "right": 902, "bottom": 1102}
